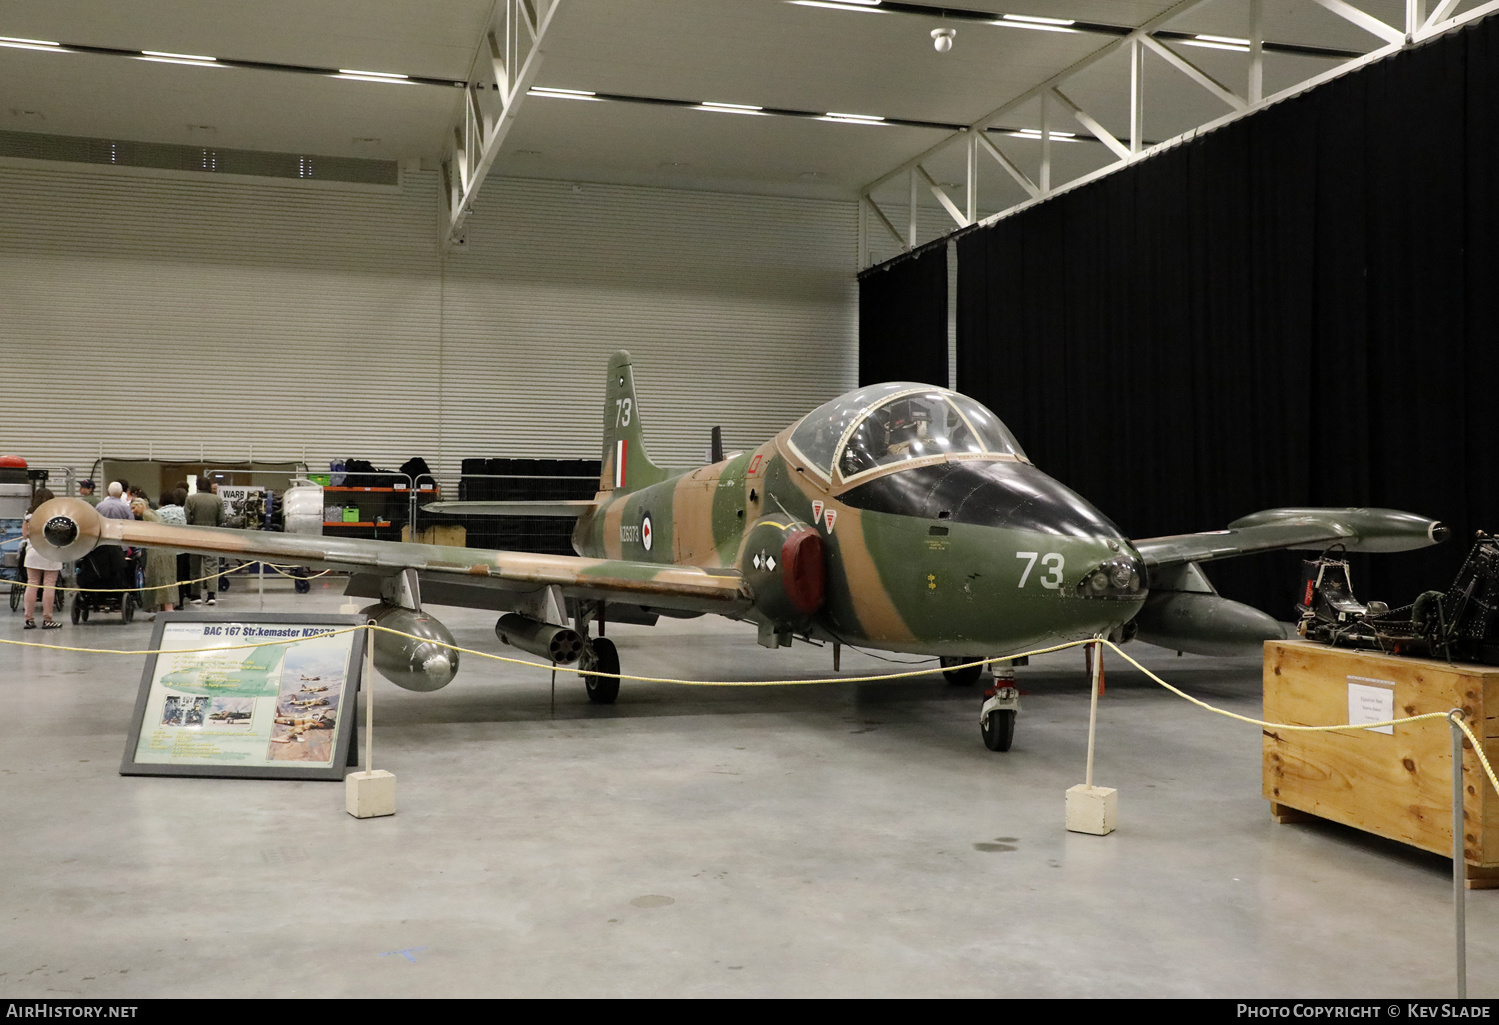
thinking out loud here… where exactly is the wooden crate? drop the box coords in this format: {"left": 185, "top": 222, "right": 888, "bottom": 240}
{"left": 400, "top": 524, "right": 467, "bottom": 547}
{"left": 1263, "top": 639, "right": 1499, "bottom": 887}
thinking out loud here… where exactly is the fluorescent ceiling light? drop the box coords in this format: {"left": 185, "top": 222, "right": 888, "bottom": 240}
{"left": 334, "top": 73, "right": 413, "bottom": 84}
{"left": 338, "top": 68, "right": 407, "bottom": 79}
{"left": 826, "top": 112, "right": 883, "bottom": 121}
{"left": 696, "top": 105, "right": 767, "bottom": 115}
{"left": 1181, "top": 39, "right": 1250, "bottom": 52}
{"left": 1002, "top": 13, "right": 1075, "bottom": 25}
{"left": 992, "top": 15, "right": 1078, "bottom": 33}
{"left": 139, "top": 55, "right": 226, "bottom": 67}
{"left": 1013, "top": 128, "right": 1078, "bottom": 141}
{"left": 990, "top": 20, "right": 1077, "bottom": 33}
{"left": 789, "top": 1, "right": 887, "bottom": 12}
{"left": 528, "top": 87, "right": 602, "bottom": 100}
{"left": 0, "top": 36, "right": 65, "bottom": 52}
{"left": 697, "top": 101, "right": 766, "bottom": 115}
{"left": 1198, "top": 34, "right": 1250, "bottom": 45}
{"left": 142, "top": 50, "right": 216, "bottom": 61}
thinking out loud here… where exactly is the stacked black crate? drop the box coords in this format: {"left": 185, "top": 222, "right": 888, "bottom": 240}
{"left": 451, "top": 458, "right": 600, "bottom": 556}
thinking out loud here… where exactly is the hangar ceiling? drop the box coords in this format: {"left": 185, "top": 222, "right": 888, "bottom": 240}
{"left": 0, "top": 1, "right": 1490, "bottom": 213}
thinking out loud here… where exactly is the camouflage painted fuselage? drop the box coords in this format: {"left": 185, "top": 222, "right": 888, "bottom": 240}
{"left": 573, "top": 425, "right": 1147, "bottom": 658}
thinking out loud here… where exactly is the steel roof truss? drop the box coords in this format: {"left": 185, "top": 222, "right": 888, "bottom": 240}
{"left": 917, "top": 165, "right": 971, "bottom": 229}
{"left": 1138, "top": 33, "right": 1248, "bottom": 112}
{"left": 443, "top": 0, "right": 558, "bottom": 248}
{"left": 976, "top": 132, "right": 1040, "bottom": 201}
{"left": 1311, "top": 0, "right": 1407, "bottom": 45}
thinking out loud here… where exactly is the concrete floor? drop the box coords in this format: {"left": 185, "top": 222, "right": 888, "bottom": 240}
{"left": 1, "top": 577, "right": 1494, "bottom": 998}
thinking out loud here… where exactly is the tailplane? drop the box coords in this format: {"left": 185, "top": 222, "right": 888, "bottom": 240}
{"left": 601, "top": 350, "right": 669, "bottom": 493}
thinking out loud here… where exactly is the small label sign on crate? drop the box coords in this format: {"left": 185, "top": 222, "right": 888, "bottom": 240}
{"left": 1347, "top": 676, "right": 1396, "bottom": 735}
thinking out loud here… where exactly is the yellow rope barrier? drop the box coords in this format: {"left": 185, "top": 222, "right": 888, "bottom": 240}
{"left": 3, "top": 622, "right": 1495, "bottom": 799}
{"left": 6, "top": 560, "right": 332, "bottom": 594}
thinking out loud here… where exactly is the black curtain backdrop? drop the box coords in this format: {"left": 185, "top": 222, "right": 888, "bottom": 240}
{"left": 953, "top": 17, "right": 1499, "bottom": 618}
{"left": 858, "top": 243, "right": 948, "bottom": 387}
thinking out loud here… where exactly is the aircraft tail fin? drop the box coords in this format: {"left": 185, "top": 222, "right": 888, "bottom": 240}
{"left": 600, "top": 350, "right": 669, "bottom": 493}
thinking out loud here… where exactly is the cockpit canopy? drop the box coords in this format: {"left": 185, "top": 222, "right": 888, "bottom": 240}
{"left": 787, "top": 383, "right": 1028, "bottom": 484}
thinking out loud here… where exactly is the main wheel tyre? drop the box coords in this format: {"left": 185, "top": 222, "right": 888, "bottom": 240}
{"left": 584, "top": 637, "right": 621, "bottom": 705}
{"left": 981, "top": 709, "right": 1016, "bottom": 752}
{"left": 941, "top": 655, "right": 983, "bottom": 686}
{"left": 294, "top": 578, "right": 310, "bottom": 594}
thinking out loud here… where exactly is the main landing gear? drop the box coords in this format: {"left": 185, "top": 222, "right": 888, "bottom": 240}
{"left": 580, "top": 636, "right": 620, "bottom": 705}
{"left": 940, "top": 654, "right": 983, "bottom": 686}
{"left": 569, "top": 599, "right": 622, "bottom": 705}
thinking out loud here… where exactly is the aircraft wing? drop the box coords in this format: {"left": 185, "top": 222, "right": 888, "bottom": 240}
{"left": 31, "top": 498, "right": 750, "bottom": 616}
{"left": 1134, "top": 507, "right": 1449, "bottom": 569}
{"left": 420, "top": 499, "right": 596, "bottom": 518}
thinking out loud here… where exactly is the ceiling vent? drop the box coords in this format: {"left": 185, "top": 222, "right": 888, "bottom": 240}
{"left": 0, "top": 129, "right": 398, "bottom": 185}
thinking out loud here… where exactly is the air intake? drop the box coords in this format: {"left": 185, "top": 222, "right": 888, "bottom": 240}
{"left": 0, "top": 129, "right": 398, "bottom": 185}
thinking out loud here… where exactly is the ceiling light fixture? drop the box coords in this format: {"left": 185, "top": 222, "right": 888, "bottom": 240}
{"left": 139, "top": 54, "right": 223, "bottom": 68}
{"left": 142, "top": 50, "right": 216, "bottom": 61}
{"left": 0, "top": 36, "right": 65, "bottom": 52}
{"left": 528, "top": 86, "right": 601, "bottom": 100}
{"left": 1013, "top": 128, "right": 1078, "bottom": 141}
{"left": 788, "top": 1, "right": 887, "bottom": 12}
{"left": 993, "top": 13, "right": 1078, "bottom": 33}
{"left": 1182, "top": 33, "right": 1251, "bottom": 52}
{"left": 696, "top": 101, "right": 767, "bottom": 114}
{"left": 820, "top": 112, "right": 888, "bottom": 125}
{"left": 1002, "top": 14, "right": 1075, "bottom": 25}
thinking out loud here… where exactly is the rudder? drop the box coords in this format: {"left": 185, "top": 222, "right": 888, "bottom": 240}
{"left": 600, "top": 350, "right": 668, "bottom": 493}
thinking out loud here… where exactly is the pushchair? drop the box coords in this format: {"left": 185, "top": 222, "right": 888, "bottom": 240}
{"left": 8, "top": 540, "right": 66, "bottom": 615}
{"left": 71, "top": 545, "right": 140, "bottom": 624}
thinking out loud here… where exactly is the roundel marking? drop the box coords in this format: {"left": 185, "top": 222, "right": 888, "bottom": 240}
{"left": 641, "top": 513, "right": 653, "bottom": 551}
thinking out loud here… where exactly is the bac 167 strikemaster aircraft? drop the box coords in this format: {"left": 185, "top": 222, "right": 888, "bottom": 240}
{"left": 30, "top": 351, "right": 1448, "bottom": 751}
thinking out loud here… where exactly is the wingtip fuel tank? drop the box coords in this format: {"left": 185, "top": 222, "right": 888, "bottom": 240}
{"left": 1227, "top": 507, "right": 1448, "bottom": 553}
{"left": 27, "top": 497, "right": 105, "bottom": 563}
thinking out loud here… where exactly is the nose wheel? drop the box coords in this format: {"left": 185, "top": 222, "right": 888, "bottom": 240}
{"left": 979, "top": 674, "right": 1019, "bottom": 752}
{"left": 981, "top": 707, "right": 1016, "bottom": 751}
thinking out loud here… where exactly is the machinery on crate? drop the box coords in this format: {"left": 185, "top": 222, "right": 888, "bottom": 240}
{"left": 1296, "top": 533, "right": 1499, "bottom": 665}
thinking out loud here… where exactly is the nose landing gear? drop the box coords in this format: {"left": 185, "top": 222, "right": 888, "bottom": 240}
{"left": 979, "top": 665, "right": 1019, "bottom": 751}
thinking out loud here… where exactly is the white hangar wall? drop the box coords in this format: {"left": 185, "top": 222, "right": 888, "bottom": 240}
{"left": 0, "top": 164, "right": 858, "bottom": 484}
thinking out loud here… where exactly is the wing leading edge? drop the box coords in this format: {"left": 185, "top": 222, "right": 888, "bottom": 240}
{"left": 1134, "top": 507, "right": 1449, "bottom": 570}
{"left": 29, "top": 498, "right": 750, "bottom": 617}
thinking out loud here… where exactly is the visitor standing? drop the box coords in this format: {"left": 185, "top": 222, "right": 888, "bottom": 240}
{"left": 184, "top": 483, "right": 222, "bottom": 605}
{"left": 21, "top": 488, "right": 61, "bottom": 630}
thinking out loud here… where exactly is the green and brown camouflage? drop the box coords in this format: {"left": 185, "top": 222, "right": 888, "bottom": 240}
{"left": 577, "top": 350, "right": 1149, "bottom": 658}
{"left": 27, "top": 349, "right": 1449, "bottom": 714}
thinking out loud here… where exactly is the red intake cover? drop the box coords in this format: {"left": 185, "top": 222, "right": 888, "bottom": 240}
{"left": 0, "top": 455, "right": 26, "bottom": 468}
{"left": 780, "top": 528, "right": 825, "bottom": 615}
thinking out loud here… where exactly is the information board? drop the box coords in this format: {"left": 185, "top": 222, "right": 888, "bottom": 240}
{"left": 121, "top": 612, "right": 365, "bottom": 780}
